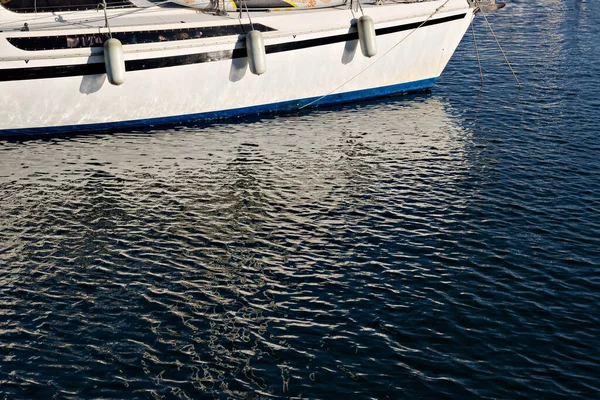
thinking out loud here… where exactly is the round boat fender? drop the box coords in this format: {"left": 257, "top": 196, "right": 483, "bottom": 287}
{"left": 246, "top": 30, "right": 267, "bottom": 76}
{"left": 357, "top": 15, "right": 377, "bottom": 58}
{"left": 104, "top": 38, "right": 126, "bottom": 86}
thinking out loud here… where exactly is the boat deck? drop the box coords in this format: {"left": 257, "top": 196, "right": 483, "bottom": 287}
{"left": 0, "top": 1, "right": 442, "bottom": 32}
{"left": 1, "top": 3, "right": 349, "bottom": 31}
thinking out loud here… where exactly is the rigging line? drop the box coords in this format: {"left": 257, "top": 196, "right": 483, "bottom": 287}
{"left": 299, "top": 0, "right": 451, "bottom": 110}
{"left": 477, "top": 2, "right": 522, "bottom": 88}
{"left": 471, "top": 19, "right": 483, "bottom": 83}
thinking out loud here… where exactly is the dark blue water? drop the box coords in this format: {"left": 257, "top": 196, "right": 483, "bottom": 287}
{"left": 1, "top": 1, "right": 599, "bottom": 398}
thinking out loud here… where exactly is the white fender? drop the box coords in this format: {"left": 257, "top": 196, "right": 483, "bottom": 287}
{"left": 246, "top": 30, "right": 267, "bottom": 75}
{"left": 104, "top": 38, "right": 126, "bottom": 86}
{"left": 357, "top": 15, "right": 377, "bottom": 58}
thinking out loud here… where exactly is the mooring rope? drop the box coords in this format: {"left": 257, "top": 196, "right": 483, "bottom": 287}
{"left": 471, "top": 20, "right": 484, "bottom": 83}
{"left": 477, "top": 1, "right": 522, "bottom": 88}
{"left": 299, "top": 0, "right": 451, "bottom": 110}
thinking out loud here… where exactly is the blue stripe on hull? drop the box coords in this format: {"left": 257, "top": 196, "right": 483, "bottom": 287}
{"left": 0, "top": 77, "right": 437, "bottom": 137}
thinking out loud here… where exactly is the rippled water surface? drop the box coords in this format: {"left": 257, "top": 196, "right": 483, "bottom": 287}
{"left": 1, "top": 1, "right": 599, "bottom": 398}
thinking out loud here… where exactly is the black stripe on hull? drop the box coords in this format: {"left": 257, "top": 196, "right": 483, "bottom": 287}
{"left": 0, "top": 13, "right": 466, "bottom": 82}
{"left": 7, "top": 24, "right": 276, "bottom": 51}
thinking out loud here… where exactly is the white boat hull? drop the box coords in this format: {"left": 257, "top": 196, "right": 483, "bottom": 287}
{"left": 0, "top": 1, "right": 475, "bottom": 135}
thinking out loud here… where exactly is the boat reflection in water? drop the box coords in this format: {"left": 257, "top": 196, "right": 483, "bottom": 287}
{"left": 0, "top": 96, "right": 478, "bottom": 398}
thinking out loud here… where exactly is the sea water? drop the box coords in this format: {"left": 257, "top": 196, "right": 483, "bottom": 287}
{"left": 1, "top": 0, "right": 598, "bottom": 398}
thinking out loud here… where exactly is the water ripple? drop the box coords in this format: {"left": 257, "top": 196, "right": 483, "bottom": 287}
{"left": 2, "top": 1, "right": 600, "bottom": 398}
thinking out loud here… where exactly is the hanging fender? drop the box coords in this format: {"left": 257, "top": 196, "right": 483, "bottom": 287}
{"left": 104, "top": 38, "right": 126, "bottom": 86}
{"left": 357, "top": 15, "right": 377, "bottom": 58}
